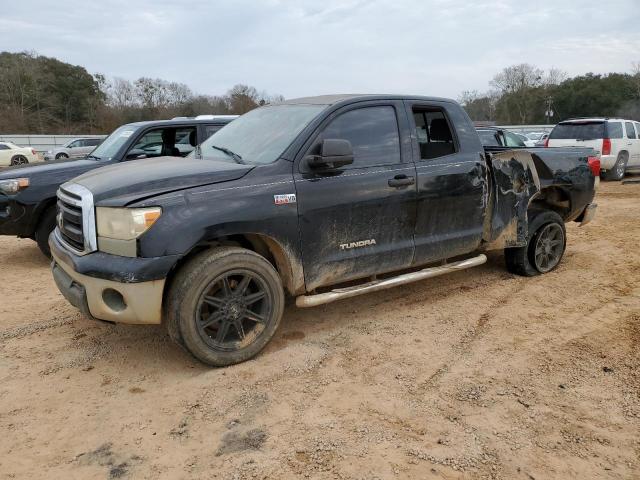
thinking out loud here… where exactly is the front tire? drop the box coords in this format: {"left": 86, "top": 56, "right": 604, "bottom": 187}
{"left": 55, "top": 153, "right": 69, "bottom": 160}
{"left": 165, "top": 247, "right": 285, "bottom": 367}
{"left": 505, "top": 210, "right": 566, "bottom": 277}
{"left": 35, "top": 207, "right": 57, "bottom": 259}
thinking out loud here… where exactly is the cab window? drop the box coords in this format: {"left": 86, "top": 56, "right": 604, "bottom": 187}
{"left": 319, "top": 106, "right": 401, "bottom": 167}
{"left": 412, "top": 109, "right": 456, "bottom": 160}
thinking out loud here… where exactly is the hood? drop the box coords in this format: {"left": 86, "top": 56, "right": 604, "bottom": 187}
{"left": 0, "top": 158, "right": 99, "bottom": 184}
{"left": 70, "top": 156, "right": 254, "bottom": 204}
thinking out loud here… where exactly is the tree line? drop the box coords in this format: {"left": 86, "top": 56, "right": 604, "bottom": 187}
{"left": 2, "top": 51, "right": 640, "bottom": 134}
{"left": 460, "top": 62, "right": 640, "bottom": 124}
{"left": 0, "top": 51, "right": 283, "bottom": 134}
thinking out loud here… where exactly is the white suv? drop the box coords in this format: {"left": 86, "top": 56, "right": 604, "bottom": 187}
{"left": 547, "top": 118, "right": 640, "bottom": 180}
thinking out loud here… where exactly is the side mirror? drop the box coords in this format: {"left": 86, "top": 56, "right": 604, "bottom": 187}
{"left": 307, "top": 139, "right": 354, "bottom": 170}
{"left": 125, "top": 149, "right": 147, "bottom": 160}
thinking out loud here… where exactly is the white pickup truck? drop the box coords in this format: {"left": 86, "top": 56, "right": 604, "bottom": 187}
{"left": 547, "top": 118, "right": 640, "bottom": 180}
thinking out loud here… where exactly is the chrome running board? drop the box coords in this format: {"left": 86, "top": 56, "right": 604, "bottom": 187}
{"left": 296, "top": 254, "right": 487, "bottom": 308}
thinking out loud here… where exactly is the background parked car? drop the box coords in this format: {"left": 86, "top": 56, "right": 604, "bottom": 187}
{"left": 0, "top": 142, "right": 40, "bottom": 166}
{"left": 43, "top": 137, "right": 103, "bottom": 161}
{"left": 535, "top": 133, "right": 549, "bottom": 147}
{"left": 0, "top": 116, "right": 236, "bottom": 257}
{"left": 526, "top": 132, "right": 546, "bottom": 143}
{"left": 547, "top": 118, "right": 640, "bottom": 180}
{"left": 476, "top": 127, "right": 526, "bottom": 148}
{"left": 513, "top": 132, "right": 536, "bottom": 147}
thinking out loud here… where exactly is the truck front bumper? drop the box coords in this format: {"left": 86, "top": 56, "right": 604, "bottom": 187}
{"left": 49, "top": 233, "right": 178, "bottom": 325}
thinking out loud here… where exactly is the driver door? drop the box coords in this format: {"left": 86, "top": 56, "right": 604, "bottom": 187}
{"left": 294, "top": 102, "right": 417, "bottom": 291}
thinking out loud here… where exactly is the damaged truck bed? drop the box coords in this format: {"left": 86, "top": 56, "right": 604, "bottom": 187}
{"left": 483, "top": 146, "right": 598, "bottom": 250}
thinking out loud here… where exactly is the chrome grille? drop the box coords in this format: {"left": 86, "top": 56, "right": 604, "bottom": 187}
{"left": 56, "top": 184, "right": 97, "bottom": 255}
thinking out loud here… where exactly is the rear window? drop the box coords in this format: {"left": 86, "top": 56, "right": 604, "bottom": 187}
{"left": 549, "top": 122, "right": 604, "bottom": 140}
{"left": 607, "top": 122, "right": 623, "bottom": 139}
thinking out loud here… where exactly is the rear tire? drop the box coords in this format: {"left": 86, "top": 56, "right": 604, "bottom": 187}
{"left": 165, "top": 247, "right": 285, "bottom": 367}
{"left": 10, "top": 155, "right": 28, "bottom": 166}
{"left": 35, "top": 207, "right": 57, "bottom": 259}
{"left": 505, "top": 210, "right": 566, "bottom": 277}
{"left": 604, "top": 153, "right": 627, "bottom": 181}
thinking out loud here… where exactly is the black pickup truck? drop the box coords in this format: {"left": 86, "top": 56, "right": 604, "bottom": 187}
{"left": 0, "top": 116, "right": 235, "bottom": 257}
{"left": 49, "top": 95, "right": 598, "bottom": 366}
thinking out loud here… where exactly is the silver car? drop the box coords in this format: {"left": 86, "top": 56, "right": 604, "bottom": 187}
{"left": 44, "top": 137, "right": 103, "bottom": 161}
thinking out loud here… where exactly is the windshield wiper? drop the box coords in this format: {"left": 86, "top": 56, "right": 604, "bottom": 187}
{"left": 211, "top": 145, "right": 245, "bottom": 164}
{"left": 86, "top": 154, "right": 102, "bottom": 160}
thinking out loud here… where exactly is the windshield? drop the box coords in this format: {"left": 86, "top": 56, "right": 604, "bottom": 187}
{"left": 549, "top": 122, "right": 604, "bottom": 140}
{"left": 89, "top": 125, "right": 137, "bottom": 160}
{"left": 196, "top": 104, "right": 326, "bottom": 164}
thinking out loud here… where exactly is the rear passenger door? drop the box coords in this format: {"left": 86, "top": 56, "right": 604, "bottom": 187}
{"left": 624, "top": 121, "right": 640, "bottom": 167}
{"left": 294, "top": 101, "right": 417, "bottom": 291}
{"left": 406, "top": 100, "right": 487, "bottom": 266}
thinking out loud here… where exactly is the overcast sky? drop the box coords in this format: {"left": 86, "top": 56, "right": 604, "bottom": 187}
{"left": 1, "top": 0, "right": 639, "bottom": 100}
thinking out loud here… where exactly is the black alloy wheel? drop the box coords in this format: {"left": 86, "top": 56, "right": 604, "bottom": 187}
{"left": 532, "top": 223, "right": 565, "bottom": 273}
{"left": 195, "top": 270, "right": 272, "bottom": 351}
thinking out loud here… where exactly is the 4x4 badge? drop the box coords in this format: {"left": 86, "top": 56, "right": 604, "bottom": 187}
{"left": 274, "top": 194, "right": 296, "bottom": 205}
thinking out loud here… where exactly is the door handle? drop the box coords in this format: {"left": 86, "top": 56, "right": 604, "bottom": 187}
{"left": 388, "top": 174, "right": 415, "bottom": 188}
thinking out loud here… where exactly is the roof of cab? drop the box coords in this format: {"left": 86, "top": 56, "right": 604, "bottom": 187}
{"left": 124, "top": 117, "right": 236, "bottom": 128}
{"left": 280, "top": 94, "right": 456, "bottom": 106}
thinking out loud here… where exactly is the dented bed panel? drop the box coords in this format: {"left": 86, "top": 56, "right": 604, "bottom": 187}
{"left": 485, "top": 150, "right": 541, "bottom": 249}
{"left": 483, "top": 146, "right": 596, "bottom": 250}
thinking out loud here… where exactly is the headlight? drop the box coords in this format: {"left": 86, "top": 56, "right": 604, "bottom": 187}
{"left": 96, "top": 207, "right": 162, "bottom": 240}
{"left": 0, "top": 178, "right": 29, "bottom": 194}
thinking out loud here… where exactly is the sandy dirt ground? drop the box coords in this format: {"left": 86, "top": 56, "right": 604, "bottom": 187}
{"left": 1, "top": 181, "right": 639, "bottom": 480}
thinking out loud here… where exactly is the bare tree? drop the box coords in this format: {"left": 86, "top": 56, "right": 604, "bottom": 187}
{"left": 226, "top": 84, "right": 260, "bottom": 114}
{"left": 107, "top": 77, "right": 137, "bottom": 108}
{"left": 490, "top": 64, "right": 545, "bottom": 124}
{"left": 544, "top": 68, "right": 567, "bottom": 87}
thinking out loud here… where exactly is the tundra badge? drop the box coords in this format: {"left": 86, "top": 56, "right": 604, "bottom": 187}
{"left": 339, "top": 239, "right": 377, "bottom": 250}
{"left": 274, "top": 194, "right": 297, "bottom": 205}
